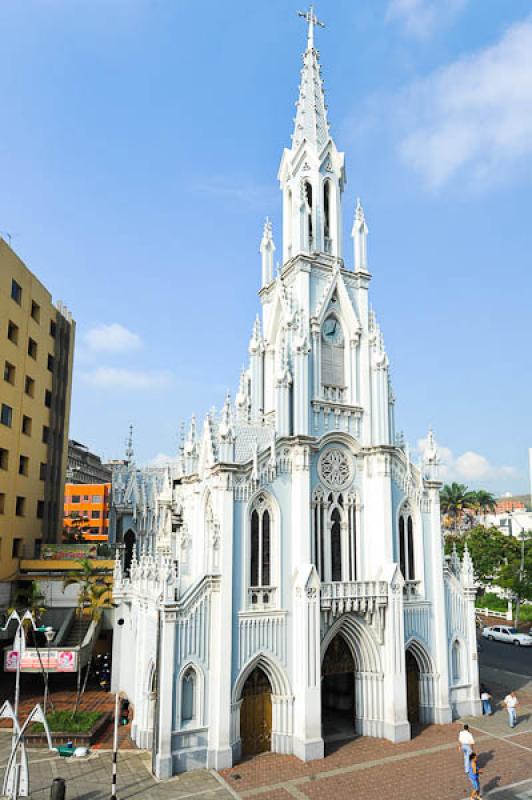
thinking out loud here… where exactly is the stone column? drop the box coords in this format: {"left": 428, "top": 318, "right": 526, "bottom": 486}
{"left": 292, "top": 564, "right": 324, "bottom": 761}
{"left": 426, "top": 481, "right": 453, "bottom": 724}
{"left": 153, "top": 605, "right": 176, "bottom": 778}
{"left": 381, "top": 564, "right": 410, "bottom": 742}
{"left": 207, "top": 480, "right": 234, "bottom": 768}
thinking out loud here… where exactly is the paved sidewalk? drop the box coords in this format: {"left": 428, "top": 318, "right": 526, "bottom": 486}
{"left": 0, "top": 732, "right": 233, "bottom": 800}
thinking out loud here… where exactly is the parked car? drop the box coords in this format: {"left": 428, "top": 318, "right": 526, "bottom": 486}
{"left": 482, "top": 625, "right": 532, "bottom": 646}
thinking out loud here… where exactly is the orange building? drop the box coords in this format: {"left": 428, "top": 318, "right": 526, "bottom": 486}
{"left": 63, "top": 482, "right": 111, "bottom": 542}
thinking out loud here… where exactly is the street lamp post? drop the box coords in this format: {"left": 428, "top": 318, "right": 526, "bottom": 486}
{"left": 507, "top": 511, "right": 528, "bottom": 629}
{"left": 43, "top": 626, "right": 55, "bottom": 716}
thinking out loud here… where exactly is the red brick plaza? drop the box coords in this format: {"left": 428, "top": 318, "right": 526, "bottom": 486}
{"left": 220, "top": 680, "right": 532, "bottom": 800}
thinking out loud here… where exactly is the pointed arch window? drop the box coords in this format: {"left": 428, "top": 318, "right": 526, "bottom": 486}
{"left": 323, "top": 180, "right": 332, "bottom": 253}
{"left": 249, "top": 494, "right": 275, "bottom": 608}
{"left": 304, "top": 180, "right": 313, "bottom": 250}
{"left": 312, "top": 487, "right": 357, "bottom": 582}
{"left": 399, "top": 507, "right": 416, "bottom": 594}
{"left": 181, "top": 667, "right": 196, "bottom": 724}
{"left": 451, "top": 640, "right": 462, "bottom": 684}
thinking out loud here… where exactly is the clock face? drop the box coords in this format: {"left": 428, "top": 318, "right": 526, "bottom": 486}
{"left": 322, "top": 316, "right": 343, "bottom": 345}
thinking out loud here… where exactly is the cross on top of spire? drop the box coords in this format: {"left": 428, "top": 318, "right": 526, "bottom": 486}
{"left": 298, "top": 5, "right": 325, "bottom": 50}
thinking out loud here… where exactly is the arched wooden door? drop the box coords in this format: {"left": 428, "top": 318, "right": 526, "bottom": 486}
{"left": 240, "top": 667, "right": 272, "bottom": 756}
{"left": 406, "top": 651, "right": 420, "bottom": 724}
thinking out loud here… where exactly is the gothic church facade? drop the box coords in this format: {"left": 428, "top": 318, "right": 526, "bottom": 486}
{"left": 112, "top": 10, "right": 481, "bottom": 778}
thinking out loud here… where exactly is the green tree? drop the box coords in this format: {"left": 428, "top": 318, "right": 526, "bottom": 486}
{"left": 498, "top": 531, "right": 532, "bottom": 628}
{"left": 444, "top": 525, "right": 517, "bottom": 584}
{"left": 63, "top": 559, "right": 110, "bottom": 716}
{"left": 440, "top": 483, "right": 478, "bottom": 532}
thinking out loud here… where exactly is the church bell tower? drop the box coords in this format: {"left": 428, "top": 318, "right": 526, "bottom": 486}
{"left": 278, "top": 6, "right": 346, "bottom": 264}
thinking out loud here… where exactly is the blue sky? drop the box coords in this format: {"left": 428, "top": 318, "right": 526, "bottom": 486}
{"left": 1, "top": 0, "right": 531, "bottom": 494}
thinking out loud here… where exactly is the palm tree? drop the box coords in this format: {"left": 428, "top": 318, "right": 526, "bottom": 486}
{"left": 440, "top": 483, "right": 478, "bottom": 533}
{"left": 473, "top": 490, "right": 497, "bottom": 524}
{"left": 79, "top": 583, "right": 112, "bottom": 699}
{"left": 63, "top": 559, "right": 110, "bottom": 716}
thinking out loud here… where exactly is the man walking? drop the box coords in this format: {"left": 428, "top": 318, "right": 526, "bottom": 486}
{"left": 480, "top": 685, "right": 493, "bottom": 716}
{"left": 503, "top": 691, "right": 519, "bottom": 728}
{"left": 458, "top": 724, "right": 475, "bottom": 774}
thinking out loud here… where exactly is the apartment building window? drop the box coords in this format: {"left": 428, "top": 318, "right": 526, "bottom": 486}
{"left": 49, "top": 319, "right": 56, "bottom": 338}
{"left": 19, "top": 455, "right": 29, "bottom": 476}
{"left": 36, "top": 500, "right": 45, "bottom": 519}
{"left": 31, "top": 301, "right": 40, "bottom": 322}
{"left": 92, "top": 495, "right": 102, "bottom": 502}
{"left": 47, "top": 354, "right": 54, "bottom": 372}
{"left": 11, "top": 279, "right": 22, "bottom": 304}
{"left": 39, "top": 462, "right": 47, "bottom": 480}
{"left": 34, "top": 539, "right": 42, "bottom": 557}
{"left": 1, "top": 404, "right": 13, "bottom": 427}
{"left": 0, "top": 448, "right": 8, "bottom": 470}
{"left": 72, "top": 496, "right": 80, "bottom": 504}
{"left": 82, "top": 495, "right": 89, "bottom": 502}
{"left": 0, "top": 493, "right": 4, "bottom": 514}
{"left": 28, "top": 338, "right": 37, "bottom": 359}
{"left": 22, "top": 415, "right": 32, "bottom": 435}
{"left": 42, "top": 425, "right": 50, "bottom": 444}
{"left": 91, "top": 510, "right": 101, "bottom": 519}
{"left": 4, "top": 361, "right": 15, "bottom": 384}
{"left": 12, "top": 538, "right": 23, "bottom": 558}
{"left": 25, "top": 376, "right": 35, "bottom": 398}
{"left": 15, "top": 497, "right": 25, "bottom": 517}
{"left": 44, "top": 389, "right": 52, "bottom": 408}
{"left": 7, "top": 320, "right": 19, "bottom": 344}
{"left": 71, "top": 511, "right": 80, "bottom": 519}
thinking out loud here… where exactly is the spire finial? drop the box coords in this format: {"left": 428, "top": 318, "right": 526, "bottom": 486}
{"left": 125, "top": 424, "right": 134, "bottom": 464}
{"left": 298, "top": 5, "right": 325, "bottom": 50}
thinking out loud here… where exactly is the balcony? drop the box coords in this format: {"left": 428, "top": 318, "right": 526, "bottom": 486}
{"left": 248, "top": 586, "right": 276, "bottom": 610}
{"left": 320, "top": 580, "right": 388, "bottom": 616}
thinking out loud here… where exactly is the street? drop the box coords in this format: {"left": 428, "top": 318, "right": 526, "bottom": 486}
{"left": 479, "top": 635, "right": 532, "bottom": 678}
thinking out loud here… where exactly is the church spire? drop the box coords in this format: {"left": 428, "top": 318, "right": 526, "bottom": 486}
{"left": 293, "top": 6, "right": 329, "bottom": 152}
{"left": 278, "top": 7, "right": 345, "bottom": 263}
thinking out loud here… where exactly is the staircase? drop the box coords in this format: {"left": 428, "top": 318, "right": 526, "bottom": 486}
{"left": 62, "top": 616, "right": 91, "bottom": 647}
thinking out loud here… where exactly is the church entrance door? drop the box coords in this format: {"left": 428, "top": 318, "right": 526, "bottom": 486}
{"left": 321, "top": 634, "right": 355, "bottom": 742}
{"left": 240, "top": 667, "right": 272, "bottom": 756}
{"left": 406, "top": 650, "right": 420, "bottom": 725}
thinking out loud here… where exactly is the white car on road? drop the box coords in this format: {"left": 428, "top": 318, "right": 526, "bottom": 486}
{"left": 482, "top": 625, "right": 532, "bottom": 646}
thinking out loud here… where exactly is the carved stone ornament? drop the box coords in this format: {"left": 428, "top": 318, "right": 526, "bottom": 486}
{"left": 318, "top": 447, "right": 353, "bottom": 490}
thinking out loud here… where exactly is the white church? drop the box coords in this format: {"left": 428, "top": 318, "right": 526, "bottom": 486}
{"left": 112, "top": 8, "right": 481, "bottom": 778}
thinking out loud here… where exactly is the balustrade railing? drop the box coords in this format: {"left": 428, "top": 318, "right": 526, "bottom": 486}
{"left": 248, "top": 586, "right": 276, "bottom": 610}
{"left": 321, "top": 385, "right": 347, "bottom": 403}
{"left": 320, "top": 580, "right": 388, "bottom": 616}
{"left": 403, "top": 580, "right": 421, "bottom": 602}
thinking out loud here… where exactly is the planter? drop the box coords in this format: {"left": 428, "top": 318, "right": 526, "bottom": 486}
{"left": 24, "top": 711, "right": 111, "bottom": 747}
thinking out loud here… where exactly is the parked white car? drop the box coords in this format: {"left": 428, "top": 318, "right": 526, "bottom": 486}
{"left": 482, "top": 625, "right": 532, "bottom": 646}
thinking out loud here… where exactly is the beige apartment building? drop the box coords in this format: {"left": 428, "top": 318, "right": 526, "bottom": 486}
{"left": 0, "top": 238, "right": 75, "bottom": 599}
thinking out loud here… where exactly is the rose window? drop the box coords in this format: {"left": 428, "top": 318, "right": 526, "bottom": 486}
{"left": 318, "top": 448, "right": 353, "bottom": 490}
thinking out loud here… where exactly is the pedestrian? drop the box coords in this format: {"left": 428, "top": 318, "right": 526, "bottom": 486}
{"left": 468, "top": 752, "right": 481, "bottom": 799}
{"left": 480, "top": 685, "right": 493, "bottom": 716}
{"left": 503, "top": 691, "right": 519, "bottom": 728}
{"left": 458, "top": 724, "right": 475, "bottom": 774}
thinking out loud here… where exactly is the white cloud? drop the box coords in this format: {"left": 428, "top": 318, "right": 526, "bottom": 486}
{"left": 398, "top": 16, "right": 532, "bottom": 186}
{"left": 79, "top": 367, "right": 171, "bottom": 390}
{"left": 147, "top": 453, "right": 179, "bottom": 467}
{"left": 386, "top": 0, "right": 467, "bottom": 39}
{"left": 84, "top": 323, "right": 142, "bottom": 353}
{"left": 417, "top": 438, "right": 517, "bottom": 483}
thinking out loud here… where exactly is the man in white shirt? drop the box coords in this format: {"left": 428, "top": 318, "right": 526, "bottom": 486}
{"left": 504, "top": 691, "right": 519, "bottom": 728}
{"left": 457, "top": 724, "right": 475, "bottom": 773}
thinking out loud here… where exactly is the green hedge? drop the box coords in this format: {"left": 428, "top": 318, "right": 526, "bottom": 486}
{"left": 31, "top": 710, "right": 103, "bottom": 734}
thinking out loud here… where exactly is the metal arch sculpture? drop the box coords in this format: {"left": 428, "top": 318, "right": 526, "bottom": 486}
{"left": 0, "top": 700, "right": 53, "bottom": 799}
